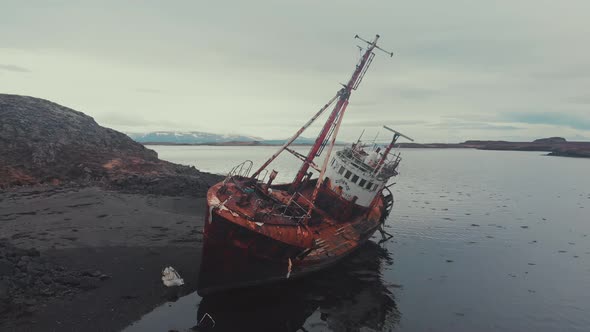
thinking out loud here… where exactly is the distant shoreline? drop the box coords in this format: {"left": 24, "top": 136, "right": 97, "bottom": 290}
{"left": 141, "top": 141, "right": 346, "bottom": 147}
{"left": 141, "top": 138, "right": 590, "bottom": 159}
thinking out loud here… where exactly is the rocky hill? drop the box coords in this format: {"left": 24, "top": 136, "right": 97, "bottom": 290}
{"left": 463, "top": 137, "right": 590, "bottom": 157}
{"left": 533, "top": 137, "right": 567, "bottom": 144}
{"left": 0, "top": 94, "right": 221, "bottom": 195}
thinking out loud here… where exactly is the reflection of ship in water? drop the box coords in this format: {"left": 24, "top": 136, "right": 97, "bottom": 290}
{"left": 195, "top": 241, "right": 400, "bottom": 332}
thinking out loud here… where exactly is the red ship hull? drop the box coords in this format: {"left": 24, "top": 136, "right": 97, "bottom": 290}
{"left": 197, "top": 178, "right": 390, "bottom": 295}
{"left": 196, "top": 35, "right": 401, "bottom": 295}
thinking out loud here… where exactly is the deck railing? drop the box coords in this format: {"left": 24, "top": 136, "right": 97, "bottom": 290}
{"left": 223, "top": 160, "right": 253, "bottom": 185}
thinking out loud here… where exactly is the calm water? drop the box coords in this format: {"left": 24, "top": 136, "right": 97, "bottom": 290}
{"left": 126, "top": 146, "right": 590, "bottom": 332}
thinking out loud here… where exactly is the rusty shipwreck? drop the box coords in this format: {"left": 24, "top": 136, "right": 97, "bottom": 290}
{"left": 197, "top": 35, "right": 413, "bottom": 295}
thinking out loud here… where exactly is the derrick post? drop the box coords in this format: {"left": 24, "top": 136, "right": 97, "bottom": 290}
{"left": 291, "top": 34, "right": 382, "bottom": 191}
{"left": 374, "top": 133, "right": 399, "bottom": 173}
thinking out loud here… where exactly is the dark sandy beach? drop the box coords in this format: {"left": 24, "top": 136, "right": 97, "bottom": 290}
{"left": 0, "top": 185, "right": 207, "bottom": 331}
{"left": 0, "top": 93, "right": 223, "bottom": 331}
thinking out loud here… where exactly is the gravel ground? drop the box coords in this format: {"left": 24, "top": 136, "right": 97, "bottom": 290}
{"left": 0, "top": 186, "right": 207, "bottom": 332}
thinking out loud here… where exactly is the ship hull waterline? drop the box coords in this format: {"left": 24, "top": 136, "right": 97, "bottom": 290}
{"left": 197, "top": 181, "right": 389, "bottom": 296}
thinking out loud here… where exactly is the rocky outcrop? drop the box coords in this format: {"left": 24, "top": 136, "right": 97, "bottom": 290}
{"left": 0, "top": 94, "right": 222, "bottom": 194}
{"left": 0, "top": 240, "right": 108, "bottom": 318}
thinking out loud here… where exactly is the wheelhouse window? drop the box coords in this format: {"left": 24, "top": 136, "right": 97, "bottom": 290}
{"left": 359, "top": 179, "right": 366, "bottom": 187}
{"left": 338, "top": 166, "right": 345, "bottom": 175}
{"left": 351, "top": 174, "right": 359, "bottom": 183}
{"left": 366, "top": 181, "right": 374, "bottom": 190}
{"left": 344, "top": 170, "right": 352, "bottom": 179}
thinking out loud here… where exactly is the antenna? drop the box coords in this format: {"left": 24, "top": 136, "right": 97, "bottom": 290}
{"left": 291, "top": 34, "right": 391, "bottom": 190}
{"left": 356, "top": 129, "right": 365, "bottom": 143}
{"left": 383, "top": 125, "right": 414, "bottom": 142}
{"left": 350, "top": 34, "right": 393, "bottom": 90}
{"left": 373, "top": 125, "right": 413, "bottom": 173}
{"left": 372, "top": 130, "right": 380, "bottom": 145}
{"left": 355, "top": 34, "right": 394, "bottom": 57}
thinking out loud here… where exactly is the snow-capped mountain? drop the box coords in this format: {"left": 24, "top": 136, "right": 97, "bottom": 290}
{"left": 126, "top": 131, "right": 263, "bottom": 144}
{"left": 126, "top": 131, "right": 325, "bottom": 145}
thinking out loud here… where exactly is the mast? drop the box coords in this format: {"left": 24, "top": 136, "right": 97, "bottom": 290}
{"left": 250, "top": 94, "right": 339, "bottom": 179}
{"left": 374, "top": 126, "right": 414, "bottom": 174}
{"left": 291, "top": 34, "right": 391, "bottom": 191}
{"left": 308, "top": 99, "right": 349, "bottom": 214}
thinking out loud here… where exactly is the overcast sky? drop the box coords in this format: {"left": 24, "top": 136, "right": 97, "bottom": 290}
{"left": 1, "top": 1, "right": 589, "bottom": 142}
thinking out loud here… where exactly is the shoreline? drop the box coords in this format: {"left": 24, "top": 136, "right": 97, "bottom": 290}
{"left": 140, "top": 140, "right": 590, "bottom": 159}
{"left": 0, "top": 186, "right": 206, "bottom": 331}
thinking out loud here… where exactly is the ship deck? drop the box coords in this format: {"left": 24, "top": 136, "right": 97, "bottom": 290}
{"left": 206, "top": 177, "right": 385, "bottom": 265}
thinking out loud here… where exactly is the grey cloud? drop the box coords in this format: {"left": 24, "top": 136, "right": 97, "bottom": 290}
{"left": 95, "top": 112, "right": 184, "bottom": 129}
{"left": 501, "top": 112, "right": 590, "bottom": 131}
{"left": 440, "top": 114, "right": 501, "bottom": 122}
{"left": 346, "top": 119, "right": 428, "bottom": 127}
{"left": 406, "top": 38, "right": 535, "bottom": 70}
{"left": 564, "top": 95, "right": 590, "bottom": 105}
{"left": 531, "top": 66, "right": 590, "bottom": 81}
{"left": 135, "top": 88, "right": 164, "bottom": 94}
{"left": 0, "top": 64, "right": 30, "bottom": 73}
{"left": 428, "top": 121, "right": 521, "bottom": 131}
{"left": 391, "top": 87, "right": 439, "bottom": 100}
{"left": 571, "top": 134, "right": 590, "bottom": 141}
{"left": 2, "top": 1, "right": 590, "bottom": 141}
{"left": 349, "top": 100, "right": 379, "bottom": 107}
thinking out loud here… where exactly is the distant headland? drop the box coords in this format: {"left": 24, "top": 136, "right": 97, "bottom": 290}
{"left": 396, "top": 137, "right": 590, "bottom": 158}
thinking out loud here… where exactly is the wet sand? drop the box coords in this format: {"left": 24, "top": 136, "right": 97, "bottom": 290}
{"left": 0, "top": 186, "right": 206, "bottom": 331}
